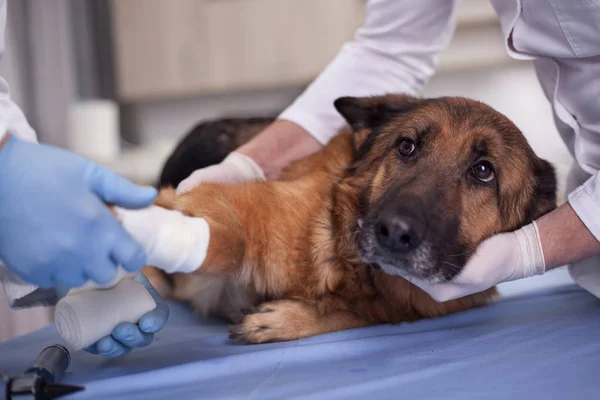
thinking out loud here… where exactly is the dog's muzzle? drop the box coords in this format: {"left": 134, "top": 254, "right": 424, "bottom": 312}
{"left": 358, "top": 190, "right": 452, "bottom": 281}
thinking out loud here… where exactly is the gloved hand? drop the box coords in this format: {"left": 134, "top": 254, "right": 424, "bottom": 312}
{"left": 0, "top": 135, "right": 157, "bottom": 288}
{"left": 402, "top": 222, "right": 545, "bottom": 302}
{"left": 176, "top": 152, "right": 265, "bottom": 194}
{"left": 82, "top": 273, "right": 169, "bottom": 357}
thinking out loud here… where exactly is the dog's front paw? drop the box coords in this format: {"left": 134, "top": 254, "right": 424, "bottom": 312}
{"left": 228, "top": 299, "right": 317, "bottom": 344}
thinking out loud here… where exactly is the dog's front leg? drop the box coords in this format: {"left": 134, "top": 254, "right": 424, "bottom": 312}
{"left": 119, "top": 187, "right": 248, "bottom": 278}
{"left": 139, "top": 184, "right": 292, "bottom": 312}
{"left": 228, "top": 299, "right": 370, "bottom": 344}
{"left": 164, "top": 186, "right": 253, "bottom": 276}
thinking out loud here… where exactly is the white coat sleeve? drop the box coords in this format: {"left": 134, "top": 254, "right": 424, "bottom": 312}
{"left": 561, "top": 55, "right": 600, "bottom": 241}
{"left": 569, "top": 173, "right": 600, "bottom": 241}
{"left": 278, "top": 0, "right": 458, "bottom": 144}
{"left": 0, "top": 0, "right": 37, "bottom": 144}
{"left": 0, "top": 0, "right": 52, "bottom": 309}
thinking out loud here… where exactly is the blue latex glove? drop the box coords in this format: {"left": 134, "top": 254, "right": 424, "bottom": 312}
{"left": 0, "top": 135, "right": 157, "bottom": 288}
{"left": 83, "top": 273, "right": 169, "bottom": 357}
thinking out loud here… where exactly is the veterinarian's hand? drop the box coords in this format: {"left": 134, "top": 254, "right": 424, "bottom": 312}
{"left": 176, "top": 120, "right": 322, "bottom": 193}
{"left": 176, "top": 152, "right": 265, "bottom": 194}
{"left": 83, "top": 273, "right": 169, "bottom": 357}
{"left": 0, "top": 135, "right": 157, "bottom": 288}
{"left": 403, "top": 223, "right": 545, "bottom": 302}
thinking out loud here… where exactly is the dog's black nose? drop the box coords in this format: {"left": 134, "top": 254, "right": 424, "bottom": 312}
{"left": 375, "top": 213, "right": 426, "bottom": 252}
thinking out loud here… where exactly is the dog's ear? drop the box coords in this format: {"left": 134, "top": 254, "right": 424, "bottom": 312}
{"left": 524, "top": 158, "right": 557, "bottom": 223}
{"left": 334, "top": 94, "right": 421, "bottom": 149}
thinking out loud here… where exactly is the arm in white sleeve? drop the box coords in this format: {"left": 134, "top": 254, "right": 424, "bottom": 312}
{"left": 562, "top": 56, "right": 600, "bottom": 241}
{"left": 0, "top": 0, "right": 37, "bottom": 144}
{"left": 0, "top": 0, "right": 48, "bottom": 308}
{"left": 569, "top": 172, "right": 600, "bottom": 241}
{"left": 278, "top": 0, "right": 458, "bottom": 144}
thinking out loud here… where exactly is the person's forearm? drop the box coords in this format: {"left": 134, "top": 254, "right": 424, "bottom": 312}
{"left": 537, "top": 202, "right": 600, "bottom": 271}
{"left": 236, "top": 120, "right": 322, "bottom": 180}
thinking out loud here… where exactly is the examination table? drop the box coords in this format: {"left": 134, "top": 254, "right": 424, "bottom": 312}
{"left": 0, "top": 269, "right": 598, "bottom": 399}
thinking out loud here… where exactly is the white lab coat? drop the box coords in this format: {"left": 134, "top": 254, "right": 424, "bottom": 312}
{"left": 0, "top": 0, "right": 36, "bottom": 145}
{"left": 279, "top": 0, "right": 600, "bottom": 295}
{"left": 0, "top": 0, "right": 54, "bottom": 308}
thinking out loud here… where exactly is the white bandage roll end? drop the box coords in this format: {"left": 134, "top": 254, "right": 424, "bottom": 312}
{"left": 55, "top": 278, "right": 156, "bottom": 350}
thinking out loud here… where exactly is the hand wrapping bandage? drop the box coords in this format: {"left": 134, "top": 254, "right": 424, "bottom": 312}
{"left": 55, "top": 206, "right": 211, "bottom": 350}
{"left": 55, "top": 271, "right": 156, "bottom": 350}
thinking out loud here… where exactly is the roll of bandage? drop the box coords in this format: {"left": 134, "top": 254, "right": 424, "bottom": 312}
{"left": 55, "top": 277, "right": 156, "bottom": 350}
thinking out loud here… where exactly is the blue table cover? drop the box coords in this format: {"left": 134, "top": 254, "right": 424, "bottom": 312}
{"left": 1, "top": 269, "right": 598, "bottom": 400}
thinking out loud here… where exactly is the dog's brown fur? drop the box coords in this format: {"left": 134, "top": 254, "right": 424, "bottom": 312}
{"left": 143, "top": 94, "right": 556, "bottom": 344}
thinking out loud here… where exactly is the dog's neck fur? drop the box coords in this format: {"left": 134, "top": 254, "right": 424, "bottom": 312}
{"left": 301, "top": 135, "right": 380, "bottom": 298}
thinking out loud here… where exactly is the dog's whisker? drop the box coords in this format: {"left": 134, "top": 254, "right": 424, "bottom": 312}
{"left": 442, "top": 261, "right": 462, "bottom": 270}
{"left": 446, "top": 250, "right": 475, "bottom": 258}
{"left": 331, "top": 228, "right": 361, "bottom": 241}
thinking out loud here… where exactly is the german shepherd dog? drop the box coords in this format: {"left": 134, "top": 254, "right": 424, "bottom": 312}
{"left": 143, "top": 94, "right": 556, "bottom": 344}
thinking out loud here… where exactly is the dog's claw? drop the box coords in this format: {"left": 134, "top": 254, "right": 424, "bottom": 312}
{"left": 228, "top": 322, "right": 272, "bottom": 344}
{"left": 231, "top": 300, "right": 307, "bottom": 344}
{"left": 228, "top": 326, "right": 241, "bottom": 340}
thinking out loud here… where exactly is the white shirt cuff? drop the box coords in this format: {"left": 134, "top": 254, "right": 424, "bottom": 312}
{"left": 0, "top": 262, "right": 37, "bottom": 306}
{"left": 568, "top": 172, "right": 600, "bottom": 242}
{"left": 278, "top": 107, "right": 344, "bottom": 146}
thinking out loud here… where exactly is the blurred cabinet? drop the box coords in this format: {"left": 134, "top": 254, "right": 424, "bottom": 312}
{"left": 110, "top": 0, "right": 364, "bottom": 101}
{"left": 110, "top": 0, "right": 508, "bottom": 103}
{"left": 106, "top": 0, "right": 511, "bottom": 185}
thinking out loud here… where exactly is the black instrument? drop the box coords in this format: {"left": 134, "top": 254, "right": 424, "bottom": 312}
{"left": 3, "top": 344, "right": 84, "bottom": 400}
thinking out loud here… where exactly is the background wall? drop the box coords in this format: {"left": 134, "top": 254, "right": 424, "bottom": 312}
{"left": 0, "top": 0, "right": 573, "bottom": 342}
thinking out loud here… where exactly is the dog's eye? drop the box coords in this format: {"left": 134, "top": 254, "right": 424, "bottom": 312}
{"left": 397, "top": 139, "right": 416, "bottom": 157}
{"left": 471, "top": 161, "right": 495, "bottom": 183}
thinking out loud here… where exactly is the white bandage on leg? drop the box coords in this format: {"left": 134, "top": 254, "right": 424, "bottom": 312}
{"left": 55, "top": 276, "right": 156, "bottom": 350}
{"left": 114, "top": 205, "right": 211, "bottom": 274}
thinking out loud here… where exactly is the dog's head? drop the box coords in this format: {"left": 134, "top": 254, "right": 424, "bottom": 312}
{"left": 334, "top": 94, "right": 556, "bottom": 282}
